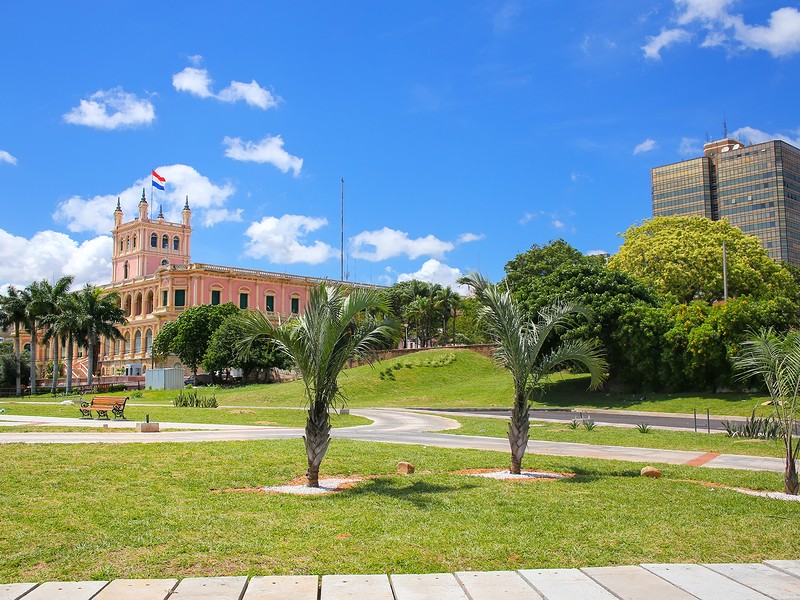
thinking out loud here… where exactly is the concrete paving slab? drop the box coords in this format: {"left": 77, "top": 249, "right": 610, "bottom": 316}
{"left": 581, "top": 565, "right": 697, "bottom": 599}
{"left": 642, "top": 563, "right": 771, "bottom": 599}
{"left": 92, "top": 578, "right": 178, "bottom": 600}
{"left": 764, "top": 560, "right": 800, "bottom": 579}
{"left": 391, "top": 573, "right": 469, "bottom": 600}
{"left": 518, "top": 568, "right": 619, "bottom": 600}
{"left": 706, "top": 563, "right": 800, "bottom": 600}
{"left": 321, "top": 574, "right": 393, "bottom": 600}
{"left": 170, "top": 575, "right": 248, "bottom": 599}
{"left": 455, "top": 570, "right": 544, "bottom": 599}
{"left": 18, "top": 580, "right": 108, "bottom": 600}
{"left": 0, "top": 583, "right": 37, "bottom": 600}
{"left": 244, "top": 575, "right": 318, "bottom": 599}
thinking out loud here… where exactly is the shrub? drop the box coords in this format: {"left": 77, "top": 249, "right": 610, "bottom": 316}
{"left": 173, "top": 389, "right": 218, "bottom": 408}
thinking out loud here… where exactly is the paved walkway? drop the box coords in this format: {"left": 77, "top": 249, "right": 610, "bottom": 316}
{"left": 0, "top": 408, "right": 784, "bottom": 472}
{"left": 2, "top": 561, "right": 799, "bottom": 599}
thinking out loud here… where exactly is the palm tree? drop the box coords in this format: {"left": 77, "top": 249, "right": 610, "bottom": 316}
{"left": 0, "top": 286, "right": 28, "bottom": 396}
{"left": 37, "top": 276, "right": 75, "bottom": 394}
{"left": 732, "top": 329, "right": 800, "bottom": 495}
{"left": 464, "top": 272, "right": 608, "bottom": 474}
{"left": 239, "top": 283, "right": 396, "bottom": 487}
{"left": 434, "top": 286, "right": 460, "bottom": 344}
{"left": 71, "top": 285, "right": 126, "bottom": 387}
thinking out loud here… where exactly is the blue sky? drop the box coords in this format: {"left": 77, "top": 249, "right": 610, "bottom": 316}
{"left": 2, "top": 0, "right": 800, "bottom": 292}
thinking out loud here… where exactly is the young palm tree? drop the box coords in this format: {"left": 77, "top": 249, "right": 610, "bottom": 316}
{"left": 0, "top": 286, "right": 28, "bottom": 396}
{"left": 239, "top": 283, "right": 396, "bottom": 487}
{"left": 732, "top": 329, "right": 800, "bottom": 495}
{"left": 71, "top": 285, "right": 126, "bottom": 387}
{"left": 464, "top": 272, "right": 608, "bottom": 474}
{"left": 38, "top": 277, "right": 75, "bottom": 394}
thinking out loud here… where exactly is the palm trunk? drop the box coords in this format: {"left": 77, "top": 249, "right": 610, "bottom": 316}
{"left": 508, "top": 398, "right": 530, "bottom": 474}
{"left": 65, "top": 334, "right": 74, "bottom": 394}
{"left": 50, "top": 336, "right": 59, "bottom": 394}
{"left": 29, "top": 325, "right": 37, "bottom": 395}
{"left": 14, "top": 323, "right": 21, "bottom": 397}
{"left": 304, "top": 402, "right": 332, "bottom": 487}
{"left": 786, "top": 437, "right": 799, "bottom": 495}
{"left": 87, "top": 334, "right": 95, "bottom": 388}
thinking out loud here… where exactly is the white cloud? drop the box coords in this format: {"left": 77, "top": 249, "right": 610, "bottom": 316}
{"left": 519, "top": 212, "right": 536, "bottom": 225}
{"left": 552, "top": 219, "right": 565, "bottom": 229}
{"left": 492, "top": 1, "right": 522, "bottom": 35}
{"left": 647, "top": 1, "right": 800, "bottom": 58}
{"left": 678, "top": 137, "right": 702, "bottom": 156}
{"left": 0, "top": 229, "right": 112, "bottom": 288}
{"left": 53, "top": 164, "right": 238, "bottom": 234}
{"left": 223, "top": 135, "right": 303, "bottom": 176}
{"left": 634, "top": 138, "right": 658, "bottom": 154}
{"left": 350, "top": 227, "right": 454, "bottom": 262}
{"left": 63, "top": 87, "right": 155, "bottom": 130}
{"left": 187, "top": 54, "right": 204, "bottom": 66}
{"left": 397, "top": 259, "right": 469, "bottom": 295}
{"left": 172, "top": 66, "right": 279, "bottom": 109}
{"left": 457, "top": 232, "right": 485, "bottom": 244}
{"left": 0, "top": 150, "right": 17, "bottom": 165}
{"left": 586, "top": 249, "right": 610, "bottom": 257}
{"left": 731, "top": 126, "right": 800, "bottom": 147}
{"left": 642, "top": 28, "right": 692, "bottom": 59}
{"left": 244, "top": 215, "right": 335, "bottom": 265}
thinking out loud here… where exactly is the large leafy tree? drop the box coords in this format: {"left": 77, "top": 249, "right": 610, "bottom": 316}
{"left": 732, "top": 329, "right": 800, "bottom": 495}
{"left": 464, "top": 273, "right": 608, "bottom": 474}
{"left": 203, "top": 314, "right": 289, "bottom": 381}
{"left": 0, "top": 286, "right": 28, "bottom": 396}
{"left": 152, "top": 303, "right": 239, "bottom": 376}
{"left": 239, "top": 284, "right": 396, "bottom": 487}
{"left": 608, "top": 216, "right": 798, "bottom": 303}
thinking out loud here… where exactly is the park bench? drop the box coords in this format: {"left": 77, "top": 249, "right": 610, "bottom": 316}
{"left": 78, "top": 395, "right": 129, "bottom": 420}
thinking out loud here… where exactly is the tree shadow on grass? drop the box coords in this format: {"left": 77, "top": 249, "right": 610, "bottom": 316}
{"left": 547, "top": 464, "right": 643, "bottom": 483}
{"left": 343, "top": 477, "right": 479, "bottom": 509}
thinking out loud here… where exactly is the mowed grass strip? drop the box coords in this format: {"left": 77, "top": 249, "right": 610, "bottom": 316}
{"left": 0, "top": 438, "right": 797, "bottom": 583}
{"left": 9, "top": 349, "right": 776, "bottom": 414}
{"left": 0, "top": 403, "right": 368, "bottom": 428}
{"left": 444, "top": 416, "right": 786, "bottom": 458}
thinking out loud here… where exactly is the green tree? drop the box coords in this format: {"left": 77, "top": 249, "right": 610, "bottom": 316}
{"left": 608, "top": 216, "right": 798, "bottom": 303}
{"left": 434, "top": 286, "right": 460, "bottom": 343}
{"left": 238, "top": 284, "right": 396, "bottom": 487}
{"left": 203, "top": 314, "right": 289, "bottom": 381}
{"left": 732, "top": 329, "right": 800, "bottom": 495}
{"left": 0, "top": 286, "right": 28, "bottom": 395}
{"left": 28, "top": 276, "right": 74, "bottom": 393}
{"left": 152, "top": 303, "right": 239, "bottom": 376}
{"left": 71, "top": 285, "right": 126, "bottom": 387}
{"left": 464, "top": 272, "right": 608, "bottom": 474}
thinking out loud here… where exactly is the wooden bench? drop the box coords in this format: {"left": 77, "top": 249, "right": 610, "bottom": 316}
{"left": 78, "top": 395, "right": 129, "bottom": 420}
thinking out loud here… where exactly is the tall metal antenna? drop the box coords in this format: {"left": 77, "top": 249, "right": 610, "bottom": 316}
{"left": 340, "top": 178, "right": 344, "bottom": 281}
{"left": 722, "top": 116, "right": 728, "bottom": 138}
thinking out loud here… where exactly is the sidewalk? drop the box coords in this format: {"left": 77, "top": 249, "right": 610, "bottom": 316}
{"left": 3, "top": 561, "right": 799, "bottom": 599}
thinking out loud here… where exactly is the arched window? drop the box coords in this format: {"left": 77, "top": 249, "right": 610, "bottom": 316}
{"left": 119, "top": 239, "right": 124, "bottom": 252}
{"left": 124, "top": 334, "right": 131, "bottom": 354}
{"left": 145, "top": 291, "right": 154, "bottom": 314}
{"left": 126, "top": 236, "right": 130, "bottom": 249}
{"left": 173, "top": 236, "right": 180, "bottom": 250}
{"left": 161, "top": 235, "right": 168, "bottom": 249}
{"left": 114, "top": 339, "right": 121, "bottom": 355}
{"left": 132, "top": 235, "right": 137, "bottom": 248}
{"left": 123, "top": 261, "right": 129, "bottom": 279}
{"left": 145, "top": 329, "right": 153, "bottom": 353}
{"left": 134, "top": 292, "right": 142, "bottom": 316}
{"left": 23, "top": 343, "right": 31, "bottom": 352}
{"left": 150, "top": 233, "right": 157, "bottom": 247}
{"left": 124, "top": 294, "right": 132, "bottom": 316}
{"left": 134, "top": 331, "right": 142, "bottom": 353}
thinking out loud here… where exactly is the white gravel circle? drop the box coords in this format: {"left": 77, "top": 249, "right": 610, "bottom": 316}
{"left": 264, "top": 477, "right": 363, "bottom": 495}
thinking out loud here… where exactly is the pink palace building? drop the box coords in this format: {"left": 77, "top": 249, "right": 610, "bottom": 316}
{"left": 94, "top": 191, "right": 341, "bottom": 377}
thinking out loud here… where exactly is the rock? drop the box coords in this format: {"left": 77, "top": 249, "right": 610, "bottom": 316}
{"left": 397, "top": 461, "right": 415, "bottom": 474}
{"left": 137, "top": 422, "right": 160, "bottom": 433}
{"left": 640, "top": 466, "right": 662, "bottom": 479}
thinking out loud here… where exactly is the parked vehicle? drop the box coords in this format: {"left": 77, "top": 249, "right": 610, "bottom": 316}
{"left": 184, "top": 373, "right": 213, "bottom": 386}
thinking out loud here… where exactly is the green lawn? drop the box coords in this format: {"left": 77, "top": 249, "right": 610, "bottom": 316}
{"left": 0, "top": 439, "right": 797, "bottom": 583}
{"left": 10, "top": 349, "right": 775, "bottom": 415}
{"left": 443, "top": 416, "right": 786, "bottom": 458}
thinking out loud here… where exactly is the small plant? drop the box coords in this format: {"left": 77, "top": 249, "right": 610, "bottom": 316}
{"left": 636, "top": 423, "right": 651, "bottom": 434}
{"left": 131, "top": 390, "right": 143, "bottom": 398}
{"left": 173, "top": 390, "right": 218, "bottom": 408}
{"left": 722, "top": 406, "right": 782, "bottom": 440}
{"left": 568, "top": 419, "right": 580, "bottom": 430}
{"left": 583, "top": 419, "right": 596, "bottom": 431}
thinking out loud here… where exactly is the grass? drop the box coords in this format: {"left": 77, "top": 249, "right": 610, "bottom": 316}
{"left": 9, "top": 349, "right": 776, "bottom": 415}
{"left": 0, "top": 438, "right": 797, "bottom": 583}
{"left": 443, "top": 416, "right": 786, "bottom": 458}
{"left": 0, "top": 403, "right": 368, "bottom": 428}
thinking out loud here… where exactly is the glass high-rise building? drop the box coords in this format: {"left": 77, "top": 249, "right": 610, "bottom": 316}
{"left": 652, "top": 138, "right": 800, "bottom": 265}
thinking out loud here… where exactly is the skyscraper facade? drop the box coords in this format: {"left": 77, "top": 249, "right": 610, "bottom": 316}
{"left": 652, "top": 138, "right": 800, "bottom": 265}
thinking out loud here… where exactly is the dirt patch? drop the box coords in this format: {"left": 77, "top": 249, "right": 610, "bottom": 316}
{"left": 227, "top": 409, "right": 256, "bottom": 415}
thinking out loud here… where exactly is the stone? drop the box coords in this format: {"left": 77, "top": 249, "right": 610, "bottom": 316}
{"left": 137, "top": 422, "right": 160, "bottom": 433}
{"left": 397, "top": 461, "right": 415, "bottom": 474}
{"left": 640, "top": 466, "right": 661, "bottom": 479}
